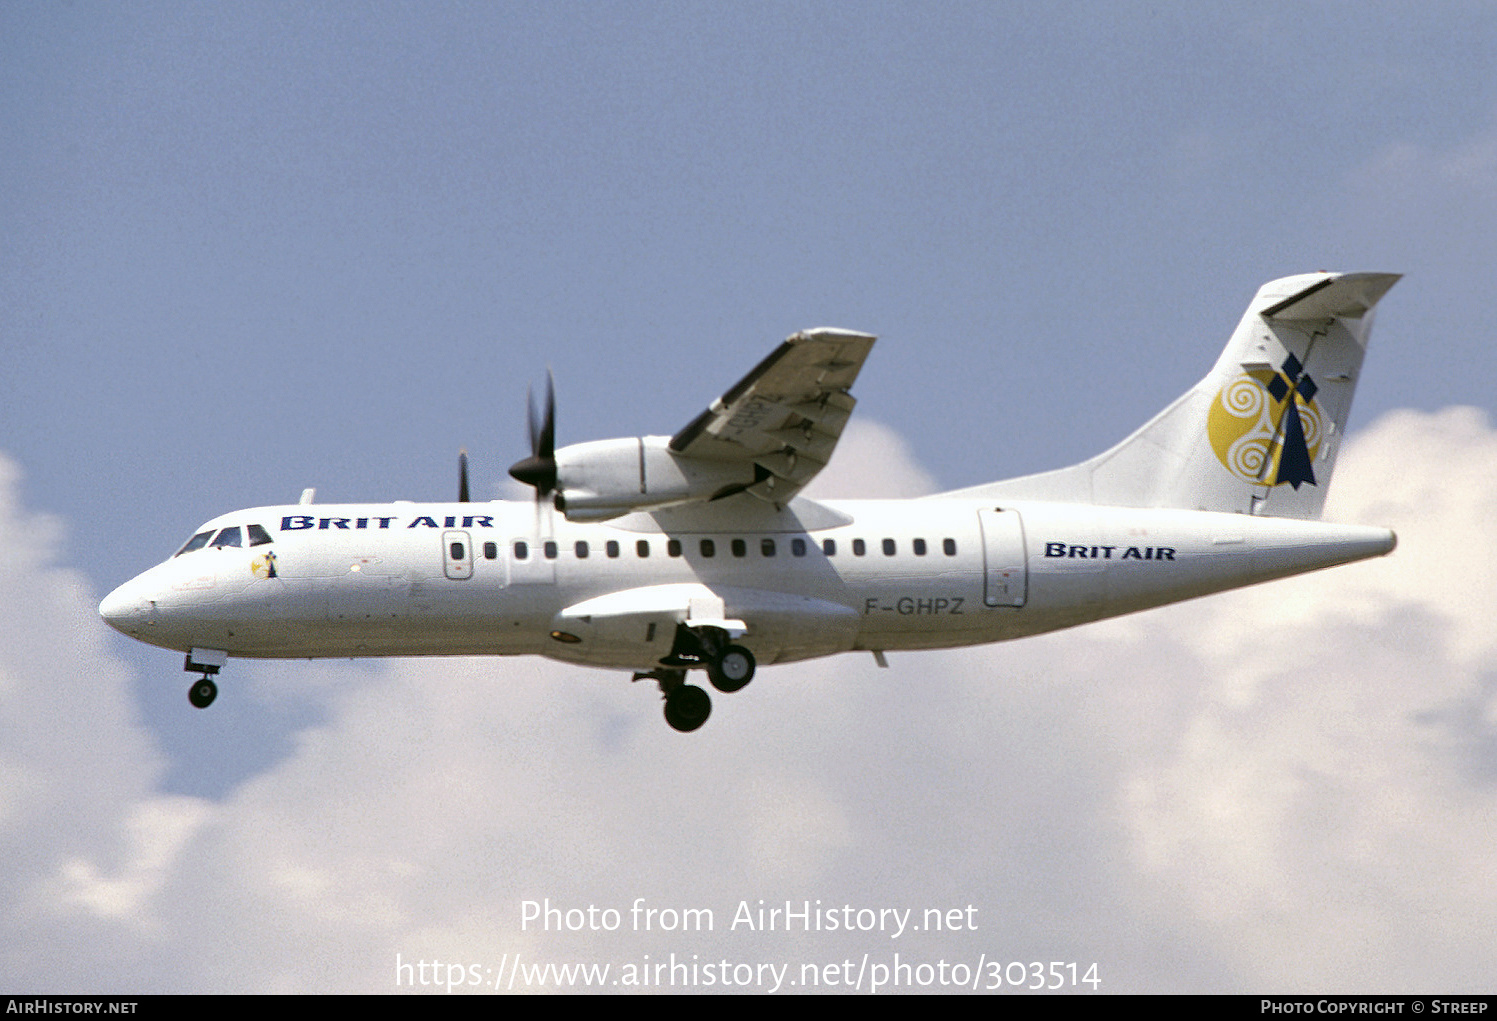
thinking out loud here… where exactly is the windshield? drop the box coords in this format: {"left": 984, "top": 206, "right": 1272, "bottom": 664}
{"left": 173, "top": 522, "right": 275, "bottom": 556}
{"left": 174, "top": 530, "right": 214, "bottom": 557}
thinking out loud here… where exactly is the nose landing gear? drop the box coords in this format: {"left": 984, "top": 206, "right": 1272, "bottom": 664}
{"left": 183, "top": 649, "right": 227, "bottom": 709}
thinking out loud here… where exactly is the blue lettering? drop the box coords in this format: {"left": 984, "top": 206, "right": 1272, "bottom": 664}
{"left": 282, "top": 515, "right": 315, "bottom": 530}
{"left": 408, "top": 516, "right": 440, "bottom": 529}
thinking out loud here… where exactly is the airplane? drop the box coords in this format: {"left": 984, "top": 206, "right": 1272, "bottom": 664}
{"left": 100, "top": 271, "right": 1400, "bottom": 732}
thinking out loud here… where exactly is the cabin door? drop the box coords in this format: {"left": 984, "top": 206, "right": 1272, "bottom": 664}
{"left": 977, "top": 508, "right": 1027, "bottom": 608}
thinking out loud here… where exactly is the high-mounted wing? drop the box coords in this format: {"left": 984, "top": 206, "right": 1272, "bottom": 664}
{"left": 668, "top": 328, "right": 876, "bottom": 506}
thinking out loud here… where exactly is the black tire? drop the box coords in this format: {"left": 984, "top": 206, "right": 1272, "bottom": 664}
{"left": 663, "top": 684, "right": 712, "bottom": 732}
{"left": 188, "top": 678, "right": 218, "bottom": 709}
{"left": 708, "top": 645, "right": 756, "bottom": 693}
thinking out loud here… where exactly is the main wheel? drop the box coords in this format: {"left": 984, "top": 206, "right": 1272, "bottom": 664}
{"left": 708, "top": 645, "right": 756, "bottom": 693}
{"left": 188, "top": 678, "right": 218, "bottom": 709}
{"left": 663, "top": 684, "right": 712, "bottom": 732}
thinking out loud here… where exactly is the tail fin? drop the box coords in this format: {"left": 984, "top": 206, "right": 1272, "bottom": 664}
{"left": 955, "top": 272, "right": 1400, "bottom": 519}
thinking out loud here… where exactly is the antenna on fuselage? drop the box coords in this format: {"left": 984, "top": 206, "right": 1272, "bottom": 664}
{"left": 299, "top": 488, "right": 316, "bottom": 505}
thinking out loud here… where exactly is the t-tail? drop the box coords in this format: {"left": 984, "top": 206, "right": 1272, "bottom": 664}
{"left": 954, "top": 271, "right": 1400, "bottom": 520}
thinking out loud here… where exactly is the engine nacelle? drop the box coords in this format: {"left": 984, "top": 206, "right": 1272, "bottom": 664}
{"left": 553, "top": 436, "right": 757, "bottom": 521}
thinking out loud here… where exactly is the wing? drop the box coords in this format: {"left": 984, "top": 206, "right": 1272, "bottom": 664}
{"left": 668, "top": 328, "right": 876, "bottom": 506}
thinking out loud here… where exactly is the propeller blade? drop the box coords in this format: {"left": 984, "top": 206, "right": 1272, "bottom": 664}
{"left": 509, "top": 373, "right": 558, "bottom": 496}
{"left": 538, "top": 370, "right": 555, "bottom": 461}
{"left": 458, "top": 448, "right": 470, "bottom": 503}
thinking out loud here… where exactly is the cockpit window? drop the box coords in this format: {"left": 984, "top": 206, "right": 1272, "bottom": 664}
{"left": 246, "top": 523, "right": 274, "bottom": 547}
{"left": 210, "top": 526, "right": 243, "bottom": 548}
{"left": 174, "top": 530, "right": 214, "bottom": 557}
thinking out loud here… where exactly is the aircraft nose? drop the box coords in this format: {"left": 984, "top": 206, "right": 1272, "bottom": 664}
{"left": 99, "top": 579, "right": 149, "bottom": 635}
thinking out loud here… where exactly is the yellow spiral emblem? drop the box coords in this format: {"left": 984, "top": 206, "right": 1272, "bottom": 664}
{"left": 1207, "top": 371, "right": 1322, "bottom": 486}
{"left": 250, "top": 552, "right": 278, "bottom": 579}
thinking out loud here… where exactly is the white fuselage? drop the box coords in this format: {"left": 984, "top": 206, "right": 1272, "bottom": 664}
{"left": 99, "top": 495, "right": 1395, "bottom": 672}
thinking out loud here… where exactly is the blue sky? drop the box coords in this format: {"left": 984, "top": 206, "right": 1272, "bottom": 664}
{"left": 3, "top": 2, "right": 1496, "bottom": 993}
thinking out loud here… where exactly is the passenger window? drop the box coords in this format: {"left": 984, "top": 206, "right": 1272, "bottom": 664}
{"left": 822, "top": 538, "right": 836, "bottom": 556}
{"left": 544, "top": 541, "right": 558, "bottom": 560}
{"left": 913, "top": 538, "right": 927, "bottom": 556}
{"left": 514, "top": 541, "right": 529, "bottom": 560}
{"left": 731, "top": 539, "right": 746, "bottom": 558}
{"left": 575, "top": 541, "right": 589, "bottom": 559}
{"left": 483, "top": 542, "right": 497, "bottom": 560}
{"left": 761, "top": 538, "right": 776, "bottom": 557}
{"left": 668, "top": 539, "right": 682, "bottom": 557}
{"left": 247, "top": 524, "right": 274, "bottom": 547}
{"left": 882, "top": 538, "right": 896, "bottom": 556}
{"left": 606, "top": 540, "right": 620, "bottom": 558}
{"left": 791, "top": 538, "right": 806, "bottom": 557}
{"left": 852, "top": 539, "right": 866, "bottom": 556}
{"left": 943, "top": 538, "right": 957, "bottom": 556}
{"left": 636, "top": 540, "right": 650, "bottom": 558}
{"left": 175, "top": 530, "right": 214, "bottom": 557}
{"left": 211, "top": 527, "right": 242, "bottom": 549}
{"left": 450, "top": 541, "right": 465, "bottom": 560}
{"left": 700, "top": 539, "right": 716, "bottom": 557}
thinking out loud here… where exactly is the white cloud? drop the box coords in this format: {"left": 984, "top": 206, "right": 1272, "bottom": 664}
{"left": 802, "top": 419, "right": 937, "bottom": 499}
{"left": 0, "top": 455, "right": 213, "bottom": 985}
{"left": 2, "top": 409, "right": 1494, "bottom": 991}
{"left": 1108, "top": 407, "right": 1497, "bottom": 990}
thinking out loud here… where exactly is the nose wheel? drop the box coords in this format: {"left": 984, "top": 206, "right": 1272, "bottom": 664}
{"left": 188, "top": 677, "right": 218, "bottom": 709}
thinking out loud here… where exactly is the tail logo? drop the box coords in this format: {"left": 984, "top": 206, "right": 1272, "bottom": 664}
{"left": 1208, "top": 355, "right": 1321, "bottom": 489}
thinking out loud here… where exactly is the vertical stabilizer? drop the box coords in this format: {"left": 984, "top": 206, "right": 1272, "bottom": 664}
{"left": 953, "top": 272, "right": 1400, "bottom": 519}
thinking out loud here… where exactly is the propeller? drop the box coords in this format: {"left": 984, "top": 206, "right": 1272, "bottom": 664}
{"left": 457, "top": 448, "right": 470, "bottom": 503}
{"left": 508, "top": 370, "right": 557, "bottom": 498}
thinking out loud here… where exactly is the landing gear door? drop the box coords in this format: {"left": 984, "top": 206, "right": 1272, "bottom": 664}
{"left": 443, "top": 530, "right": 474, "bottom": 580}
{"left": 978, "top": 508, "right": 1027, "bottom": 608}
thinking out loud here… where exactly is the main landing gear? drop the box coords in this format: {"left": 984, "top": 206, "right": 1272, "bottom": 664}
{"left": 183, "top": 649, "right": 226, "bottom": 709}
{"left": 635, "top": 626, "right": 758, "bottom": 732}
